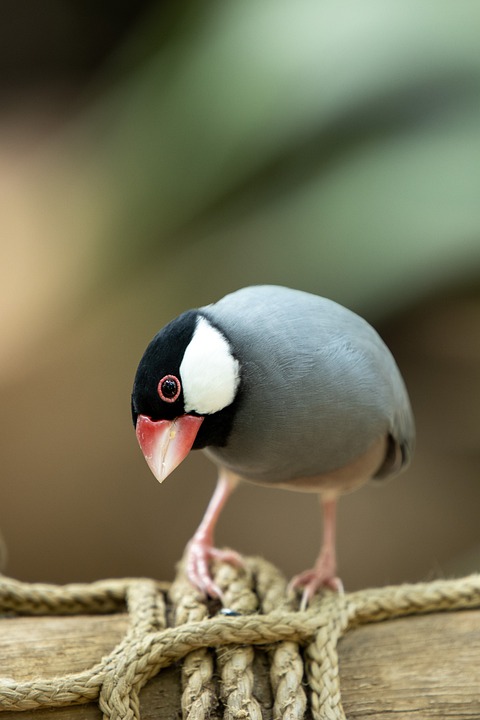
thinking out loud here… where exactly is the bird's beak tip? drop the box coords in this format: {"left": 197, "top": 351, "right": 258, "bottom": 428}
{"left": 135, "top": 414, "right": 204, "bottom": 482}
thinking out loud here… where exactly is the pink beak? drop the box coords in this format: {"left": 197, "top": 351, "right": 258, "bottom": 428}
{"left": 135, "top": 414, "right": 204, "bottom": 483}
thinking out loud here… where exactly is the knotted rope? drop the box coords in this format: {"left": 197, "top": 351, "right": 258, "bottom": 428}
{"left": 1, "top": 557, "right": 480, "bottom": 720}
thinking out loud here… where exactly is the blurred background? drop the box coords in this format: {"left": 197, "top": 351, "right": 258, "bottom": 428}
{"left": 0, "top": 0, "right": 479, "bottom": 591}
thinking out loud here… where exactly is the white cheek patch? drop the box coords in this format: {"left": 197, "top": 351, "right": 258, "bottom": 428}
{"left": 180, "top": 316, "right": 240, "bottom": 415}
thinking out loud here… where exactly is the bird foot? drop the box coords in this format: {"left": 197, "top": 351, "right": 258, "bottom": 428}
{"left": 186, "top": 537, "right": 244, "bottom": 600}
{"left": 289, "top": 568, "right": 344, "bottom": 611}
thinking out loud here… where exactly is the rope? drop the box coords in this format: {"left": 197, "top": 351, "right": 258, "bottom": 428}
{"left": 251, "top": 557, "right": 307, "bottom": 720}
{"left": 1, "top": 559, "right": 480, "bottom": 720}
{"left": 169, "top": 567, "right": 216, "bottom": 719}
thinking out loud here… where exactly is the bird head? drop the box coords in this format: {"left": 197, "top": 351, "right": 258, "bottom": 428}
{"left": 131, "top": 309, "right": 241, "bottom": 483}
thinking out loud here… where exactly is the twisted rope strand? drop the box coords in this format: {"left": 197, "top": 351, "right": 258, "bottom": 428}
{"left": 347, "top": 574, "right": 480, "bottom": 627}
{"left": 169, "top": 564, "right": 218, "bottom": 720}
{"left": 214, "top": 560, "right": 263, "bottom": 720}
{"left": 0, "top": 576, "right": 169, "bottom": 616}
{"left": 250, "top": 557, "right": 307, "bottom": 720}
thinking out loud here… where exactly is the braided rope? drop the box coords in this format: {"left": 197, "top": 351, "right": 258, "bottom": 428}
{"left": 169, "top": 567, "right": 217, "bottom": 720}
{"left": 1, "top": 563, "right": 480, "bottom": 720}
{"left": 251, "top": 558, "right": 307, "bottom": 720}
{"left": 305, "top": 594, "right": 350, "bottom": 720}
{"left": 215, "top": 559, "right": 263, "bottom": 720}
{"left": 99, "top": 580, "right": 167, "bottom": 720}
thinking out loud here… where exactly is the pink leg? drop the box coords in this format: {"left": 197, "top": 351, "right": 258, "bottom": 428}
{"left": 186, "top": 470, "right": 243, "bottom": 599}
{"left": 290, "top": 496, "right": 343, "bottom": 609}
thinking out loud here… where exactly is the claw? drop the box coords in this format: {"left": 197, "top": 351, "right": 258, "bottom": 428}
{"left": 289, "top": 571, "right": 344, "bottom": 611}
{"left": 289, "top": 538, "right": 343, "bottom": 610}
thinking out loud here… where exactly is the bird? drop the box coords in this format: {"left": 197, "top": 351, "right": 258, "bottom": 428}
{"left": 131, "top": 285, "right": 414, "bottom": 606}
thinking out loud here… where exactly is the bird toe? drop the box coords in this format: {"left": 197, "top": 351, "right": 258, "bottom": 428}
{"left": 289, "top": 569, "right": 344, "bottom": 610}
{"left": 186, "top": 539, "right": 245, "bottom": 600}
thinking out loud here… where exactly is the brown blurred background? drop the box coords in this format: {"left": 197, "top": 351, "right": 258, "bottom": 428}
{"left": 0, "top": 0, "right": 479, "bottom": 591}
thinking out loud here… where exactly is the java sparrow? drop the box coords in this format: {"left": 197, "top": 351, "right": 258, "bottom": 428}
{"left": 132, "top": 285, "right": 414, "bottom": 605}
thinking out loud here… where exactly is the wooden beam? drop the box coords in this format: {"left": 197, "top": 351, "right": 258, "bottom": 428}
{"left": 1, "top": 609, "right": 480, "bottom": 719}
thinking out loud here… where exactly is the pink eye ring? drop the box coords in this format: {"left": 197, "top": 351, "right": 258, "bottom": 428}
{"left": 157, "top": 375, "right": 181, "bottom": 403}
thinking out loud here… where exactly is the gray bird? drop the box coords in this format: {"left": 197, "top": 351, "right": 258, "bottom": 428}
{"left": 131, "top": 285, "right": 414, "bottom": 605}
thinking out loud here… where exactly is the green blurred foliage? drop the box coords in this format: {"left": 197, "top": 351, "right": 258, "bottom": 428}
{"left": 74, "top": 0, "right": 480, "bottom": 315}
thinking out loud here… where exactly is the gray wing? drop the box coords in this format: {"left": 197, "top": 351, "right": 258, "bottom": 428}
{"left": 202, "top": 285, "right": 415, "bottom": 484}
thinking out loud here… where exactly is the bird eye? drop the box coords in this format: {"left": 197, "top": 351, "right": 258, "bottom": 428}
{"left": 157, "top": 375, "right": 181, "bottom": 403}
